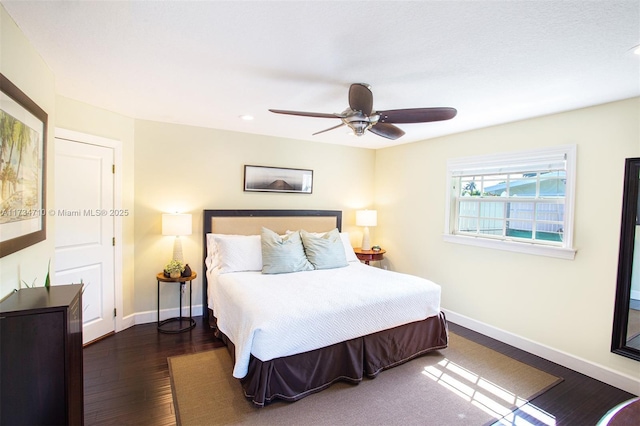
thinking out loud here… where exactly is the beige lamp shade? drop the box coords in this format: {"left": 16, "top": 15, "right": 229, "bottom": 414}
{"left": 356, "top": 210, "right": 377, "bottom": 227}
{"left": 162, "top": 213, "right": 192, "bottom": 263}
{"left": 162, "top": 213, "right": 192, "bottom": 236}
{"left": 356, "top": 210, "right": 377, "bottom": 250}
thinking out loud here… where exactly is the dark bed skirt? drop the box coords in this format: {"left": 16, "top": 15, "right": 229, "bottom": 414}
{"left": 211, "top": 311, "right": 449, "bottom": 406}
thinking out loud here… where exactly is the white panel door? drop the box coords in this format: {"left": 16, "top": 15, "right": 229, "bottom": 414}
{"left": 54, "top": 138, "right": 115, "bottom": 344}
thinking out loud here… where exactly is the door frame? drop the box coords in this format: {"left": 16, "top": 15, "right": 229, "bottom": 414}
{"left": 54, "top": 128, "right": 125, "bottom": 334}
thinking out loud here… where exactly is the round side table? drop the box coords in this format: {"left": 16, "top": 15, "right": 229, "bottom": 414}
{"left": 353, "top": 248, "right": 386, "bottom": 265}
{"left": 156, "top": 272, "right": 197, "bottom": 333}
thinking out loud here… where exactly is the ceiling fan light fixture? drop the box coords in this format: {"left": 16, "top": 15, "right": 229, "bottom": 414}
{"left": 349, "top": 121, "right": 369, "bottom": 136}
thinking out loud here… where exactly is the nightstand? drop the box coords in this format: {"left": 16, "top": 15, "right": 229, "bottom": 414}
{"left": 353, "top": 247, "right": 386, "bottom": 265}
{"left": 157, "top": 272, "right": 197, "bottom": 333}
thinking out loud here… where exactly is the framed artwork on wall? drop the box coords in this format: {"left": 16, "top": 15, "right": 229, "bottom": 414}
{"left": 244, "top": 165, "right": 313, "bottom": 194}
{"left": 0, "top": 74, "right": 48, "bottom": 258}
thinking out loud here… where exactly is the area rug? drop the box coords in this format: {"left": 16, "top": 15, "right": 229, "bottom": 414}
{"left": 168, "top": 332, "right": 562, "bottom": 425}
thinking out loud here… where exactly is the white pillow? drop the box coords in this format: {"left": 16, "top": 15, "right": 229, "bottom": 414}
{"left": 339, "top": 232, "right": 359, "bottom": 262}
{"left": 205, "top": 233, "right": 219, "bottom": 270}
{"left": 213, "top": 234, "right": 262, "bottom": 274}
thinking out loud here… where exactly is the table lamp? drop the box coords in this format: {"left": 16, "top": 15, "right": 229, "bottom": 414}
{"left": 356, "top": 210, "right": 377, "bottom": 251}
{"left": 162, "top": 213, "right": 192, "bottom": 263}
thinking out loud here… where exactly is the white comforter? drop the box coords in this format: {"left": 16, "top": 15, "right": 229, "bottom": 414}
{"left": 207, "top": 262, "right": 442, "bottom": 378}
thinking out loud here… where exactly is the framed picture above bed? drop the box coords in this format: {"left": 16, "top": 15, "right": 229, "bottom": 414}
{"left": 244, "top": 165, "right": 313, "bottom": 194}
{"left": 0, "top": 74, "right": 48, "bottom": 258}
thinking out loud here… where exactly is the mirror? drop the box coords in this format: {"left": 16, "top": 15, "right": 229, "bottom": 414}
{"left": 612, "top": 157, "right": 640, "bottom": 361}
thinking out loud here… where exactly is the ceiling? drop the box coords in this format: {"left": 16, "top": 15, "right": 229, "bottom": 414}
{"left": 2, "top": 1, "right": 639, "bottom": 149}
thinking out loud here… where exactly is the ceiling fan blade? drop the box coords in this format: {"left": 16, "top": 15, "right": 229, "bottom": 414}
{"left": 368, "top": 123, "right": 405, "bottom": 140}
{"left": 312, "top": 123, "right": 346, "bottom": 136}
{"left": 269, "top": 109, "right": 342, "bottom": 119}
{"left": 377, "top": 107, "right": 457, "bottom": 124}
{"left": 348, "top": 83, "right": 373, "bottom": 115}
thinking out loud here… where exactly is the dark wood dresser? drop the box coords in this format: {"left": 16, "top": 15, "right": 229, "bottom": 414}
{"left": 0, "top": 284, "right": 84, "bottom": 425}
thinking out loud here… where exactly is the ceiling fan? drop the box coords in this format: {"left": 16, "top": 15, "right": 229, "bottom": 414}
{"left": 269, "top": 83, "right": 457, "bottom": 140}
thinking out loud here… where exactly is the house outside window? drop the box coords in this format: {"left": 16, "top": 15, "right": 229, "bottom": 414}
{"left": 444, "top": 145, "right": 577, "bottom": 260}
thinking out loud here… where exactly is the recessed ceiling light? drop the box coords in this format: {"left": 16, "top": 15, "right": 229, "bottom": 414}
{"left": 239, "top": 115, "right": 254, "bottom": 121}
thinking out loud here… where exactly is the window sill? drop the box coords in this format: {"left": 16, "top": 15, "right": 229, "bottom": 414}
{"left": 442, "top": 234, "right": 576, "bottom": 260}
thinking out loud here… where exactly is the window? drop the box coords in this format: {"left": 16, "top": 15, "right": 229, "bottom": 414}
{"left": 444, "top": 145, "right": 577, "bottom": 259}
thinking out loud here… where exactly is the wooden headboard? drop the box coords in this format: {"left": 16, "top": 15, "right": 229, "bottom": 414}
{"left": 201, "top": 209, "right": 342, "bottom": 324}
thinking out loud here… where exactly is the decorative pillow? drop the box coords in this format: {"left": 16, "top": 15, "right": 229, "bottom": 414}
{"left": 213, "top": 234, "right": 262, "bottom": 274}
{"left": 301, "top": 228, "right": 349, "bottom": 270}
{"left": 287, "top": 229, "right": 359, "bottom": 263}
{"left": 261, "top": 227, "right": 313, "bottom": 274}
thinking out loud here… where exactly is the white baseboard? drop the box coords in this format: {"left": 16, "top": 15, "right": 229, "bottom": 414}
{"left": 109, "top": 306, "right": 204, "bottom": 338}
{"left": 119, "top": 313, "right": 136, "bottom": 331}
{"left": 443, "top": 309, "right": 640, "bottom": 396}
{"left": 133, "top": 304, "right": 204, "bottom": 326}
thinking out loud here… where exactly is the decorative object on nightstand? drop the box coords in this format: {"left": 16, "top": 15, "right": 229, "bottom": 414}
{"left": 162, "top": 213, "right": 192, "bottom": 263}
{"left": 182, "top": 263, "right": 192, "bottom": 277}
{"left": 164, "top": 259, "right": 185, "bottom": 279}
{"left": 354, "top": 247, "right": 386, "bottom": 265}
{"left": 356, "top": 209, "right": 377, "bottom": 251}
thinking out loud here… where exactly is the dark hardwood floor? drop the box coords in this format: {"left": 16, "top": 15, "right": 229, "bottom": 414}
{"left": 83, "top": 316, "right": 224, "bottom": 425}
{"left": 83, "top": 317, "right": 636, "bottom": 425}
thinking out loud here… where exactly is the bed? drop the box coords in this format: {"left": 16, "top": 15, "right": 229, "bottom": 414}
{"left": 202, "top": 209, "right": 448, "bottom": 406}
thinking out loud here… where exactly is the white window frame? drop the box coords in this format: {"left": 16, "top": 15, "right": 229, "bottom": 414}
{"left": 444, "top": 145, "right": 577, "bottom": 260}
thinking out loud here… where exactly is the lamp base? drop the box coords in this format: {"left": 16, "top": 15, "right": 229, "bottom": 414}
{"left": 361, "top": 226, "right": 371, "bottom": 251}
{"left": 173, "top": 237, "right": 184, "bottom": 263}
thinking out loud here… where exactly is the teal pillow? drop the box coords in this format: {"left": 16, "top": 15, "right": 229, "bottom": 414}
{"left": 300, "top": 228, "right": 349, "bottom": 270}
{"left": 261, "top": 227, "right": 314, "bottom": 274}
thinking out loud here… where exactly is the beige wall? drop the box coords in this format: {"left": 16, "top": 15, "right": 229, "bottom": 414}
{"left": 375, "top": 97, "right": 640, "bottom": 385}
{"left": 0, "top": 6, "right": 56, "bottom": 297}
{"left": 133, "top": 119, "right": 375, "bottom": 314}
{"left": 1, "top": 5, "right": 137, "bottom": 316}
{"left": 55, "top": 95, "right": 136, "bottom": 316}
